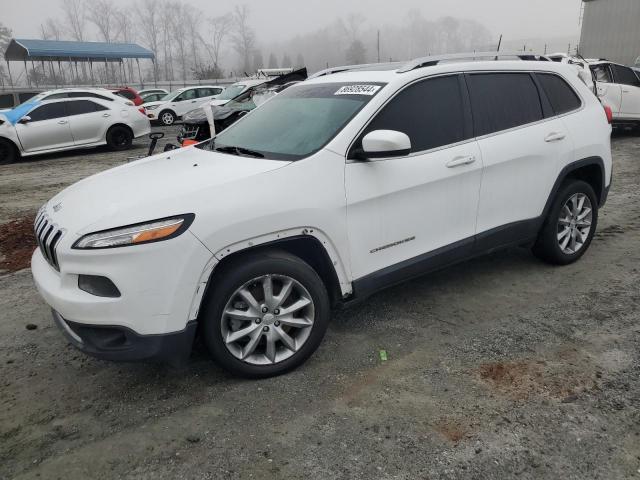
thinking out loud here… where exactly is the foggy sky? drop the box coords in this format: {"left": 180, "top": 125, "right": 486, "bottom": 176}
{"left": 3, "top": 0, "right": 583, "bottom": 45}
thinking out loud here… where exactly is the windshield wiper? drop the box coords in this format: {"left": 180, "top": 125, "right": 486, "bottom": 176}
{"left": 215, "top": 145, "right": 264, "bottom": 158}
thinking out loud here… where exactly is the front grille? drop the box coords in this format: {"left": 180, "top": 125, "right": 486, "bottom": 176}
{"left": 34, "top": 210, "right": 63, "bottom": 271}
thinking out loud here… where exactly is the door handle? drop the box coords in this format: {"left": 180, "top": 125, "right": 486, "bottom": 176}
{"left": 191, "top": 100, "right": 197, "bottom": 103}
{"left": 446, "top": 155, "right": 476, "bottom": 168}
{"left": 544, "top": 132, "right": 566, "bottom": 142}
{"left": 102, "top": 113, "right": 111, "bottom": 117}
{"left": 57, "top": 120, "right": 68, "bottom": 125}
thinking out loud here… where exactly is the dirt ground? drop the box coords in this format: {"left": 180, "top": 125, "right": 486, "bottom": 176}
{"left": 1, "top": 127, "right": 639, "bottom": 480}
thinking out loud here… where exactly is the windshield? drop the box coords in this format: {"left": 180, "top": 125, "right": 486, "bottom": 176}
{"left": 160, "top": 90, "right": 183, "bottom": 101}
{"left": 215, "top": 84, "right": 247, "bottom": 101}
{"left": 198, "top": 82, "right": 385, "bottom": 160}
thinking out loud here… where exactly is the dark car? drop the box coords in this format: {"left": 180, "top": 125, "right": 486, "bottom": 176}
{"left": 178, "top": 68, "right": 307, "bottom": 144}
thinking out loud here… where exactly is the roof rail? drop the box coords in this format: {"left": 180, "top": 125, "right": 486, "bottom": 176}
{"left": 397, "top": 51, "right": 549, "bottom": 73}
{"left": 308, "top": 61, "right": 403, "bottom": 79}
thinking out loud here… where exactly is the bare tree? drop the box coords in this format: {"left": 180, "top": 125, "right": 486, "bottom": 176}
{"left": 87, "top": 0, "right": 118, "bottom": 43}
{"left": 114, "top": 8, "right": 136, "bottom": 81}
{"left": 184, "top": 8, "right": 203, "bottom": 74}
{"left": 40, "top": 19, "right": 63, "bottom": 41}
{"left": 231, "top": 5, "right": 256, "bottom": 73}
{"left": 0, "top": 22, "right": 12, "bottom": 87}
{"left": 343, "top": 13, "right": 365, "bottom": 42}
{"left": 267, "top": 53, "right": 278, "bottom": 68}
{"left": 135, "top": 0, "right": 161, "bottom": 82}
{"left": 87, "top": 0, "right": 120, "bottom": 82}
{"left": 205, "top": 14, "right": 232, "bottom": 75}
{"left": 60, "top": 0, "right": 87, "bottom": 41}
{"left": 169, "top": 1, "right": 189, "bottom": 82}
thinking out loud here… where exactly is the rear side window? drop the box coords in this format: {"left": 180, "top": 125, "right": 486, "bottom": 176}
{"left": 536, "top": 73, "right": 582, "bottom": 115}
{"left": 591, "top": 65, "right": 612, "bottom": 83}
{"left": 67, "top": 100, "right": 108, "bottom": 116}
{"left": 116, "top": 90, "right": 136, "bottom": 100}
{"left": 362, "top": 75, "right": 468, "bottom": 152}
{"left": 18, "top": 92, "right": 39, "bottom": 103}
{"left": 176, "top": 89, "right": 197, "bottom": 101}
{"left": 0, "top": 94, "right": 13, "bottom": 108}
{"left": 611, "top": 64, "right": 640, "bottom": 87}
{"left": 28, "top": 103, "right": 67, "bottom": 122}
{"left": 466, "top": 73, "right": 543, "bottom": 136}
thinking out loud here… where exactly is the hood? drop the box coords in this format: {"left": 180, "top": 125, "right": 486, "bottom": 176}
{"left": 143, "top": 100, "right": 166, "bottom": 109}
{"left": 46, "top": 146, "right": 290, "bottom": 236}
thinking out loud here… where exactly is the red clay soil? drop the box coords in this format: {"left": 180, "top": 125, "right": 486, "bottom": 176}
{"left": 0, "top": 214, "right": 37, "bottom": 273}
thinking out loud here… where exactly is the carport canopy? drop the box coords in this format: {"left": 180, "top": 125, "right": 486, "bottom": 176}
{"left": 4, "top": 38, "right": 155, "bottom": 63}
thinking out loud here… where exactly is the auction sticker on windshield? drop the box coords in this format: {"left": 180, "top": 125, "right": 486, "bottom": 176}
{"left": 335, "top": 85, "right": 382, "bottom": 96}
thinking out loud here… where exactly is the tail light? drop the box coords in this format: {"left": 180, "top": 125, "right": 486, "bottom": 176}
{"left": 139, "top": 107, "right": 146, "bottom": 115}
{"left": 603, "top": 105, "right": 613, "bottom": 124}
{"left": 182, "top": 139, "right": 198, "bottom": 147}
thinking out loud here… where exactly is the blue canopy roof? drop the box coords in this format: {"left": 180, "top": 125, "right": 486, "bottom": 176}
{"left": 4, "top": 39, "right": 155, "bottom": 62}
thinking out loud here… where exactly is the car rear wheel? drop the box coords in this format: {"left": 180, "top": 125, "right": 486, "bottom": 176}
{"left": 533, "top": 179, "right": 598, "bottom": 265}
{"left": 201, "top": 251, "right": 331, "bottom": 378}
{"left": 106, "top": 126, "right": 133, "bottom": 151}
{"left": 160, "top": 110, "right": 176, "bottom": 126}
{"left": 0, "top": 139, "right": 18, "bottom": 165}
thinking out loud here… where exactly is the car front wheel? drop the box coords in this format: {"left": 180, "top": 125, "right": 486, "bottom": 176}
{"left": 160, "top": 110, "right": 176, "bottom": 126}
{"left": 0, "top": 139, "right": 18, "bottom": 165}
{"left": 201, "top": 251, "right": 331, "bottom": 378}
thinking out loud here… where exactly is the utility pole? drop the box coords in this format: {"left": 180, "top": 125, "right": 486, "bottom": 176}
{"left": 496, "top": 34, "right": 503, "bottom": 52}
{"left": 377, "top": 30, "right": 380, "bottom": 63}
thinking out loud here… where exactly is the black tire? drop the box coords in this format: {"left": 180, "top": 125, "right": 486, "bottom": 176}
{"left": 201, "top": 250, "right": 331, "bottom": 378}
{"left": 106, "top": 126, "right": 133, "bottom": 151}
{"left": 159, "top": 110, "right": 176, "bottom": 126}
{"left": 0, "top": 139, "right": 19, "bottom": 165}
{"left": 533, "top": 179, "right": 599, "bottom": 265}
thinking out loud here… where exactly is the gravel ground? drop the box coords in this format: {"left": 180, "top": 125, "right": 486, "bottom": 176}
{"left": 0, "top": 128, "right": 639, "bottom": 480}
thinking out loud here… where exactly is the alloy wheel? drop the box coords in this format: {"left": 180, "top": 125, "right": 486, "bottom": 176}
{"left": 161, "top": 112, "right": 174, "bottom": 125}
{"left": 221, "top": 274, "right": 315, "bottom": 365}
{"left": 557, "top": 193, "right": 593, "bottom": 254}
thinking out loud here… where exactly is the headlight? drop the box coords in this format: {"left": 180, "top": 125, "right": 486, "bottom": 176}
{"left": 73, "top": 214, "right": 194, "bottom": 249}
{"left": 145, "top": 105, "right": 160, "bottom": 111}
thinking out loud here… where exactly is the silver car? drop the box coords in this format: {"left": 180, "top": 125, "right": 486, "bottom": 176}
{"left": 0, "top": 88, "right": 151, "bottom": 164}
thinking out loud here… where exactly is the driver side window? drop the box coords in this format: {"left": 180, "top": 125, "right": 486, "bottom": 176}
{"left": 176, "top": 89, "right": 197, "bottom": 102}
{"left": 592, "top": 65, "right": 613, "bottom": 83}
{"left": 28, "top": 103, "right": 67, "bottom": 122}
{"left": 356, "top": 74, "right": 469, "bottom": 154}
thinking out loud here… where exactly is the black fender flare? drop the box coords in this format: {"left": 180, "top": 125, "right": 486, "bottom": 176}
{"left": 542, "top": 156, "right": 608, "bottom": 221}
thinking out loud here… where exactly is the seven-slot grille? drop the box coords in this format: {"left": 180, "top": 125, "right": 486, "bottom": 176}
{"left": 34, "top": 210, "right": 63, "bottom": 271}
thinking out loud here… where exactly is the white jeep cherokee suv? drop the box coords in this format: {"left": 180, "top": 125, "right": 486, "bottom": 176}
{"left": 31, "top": 53, "right": 612, "bottom": 378}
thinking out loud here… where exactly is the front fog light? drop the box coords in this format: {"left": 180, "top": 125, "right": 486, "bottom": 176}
{"left": 78, "top": 275, "right": 121, "bottom": 297}
{"left": 73, "top": 214, "right": 194, "bottom": 249}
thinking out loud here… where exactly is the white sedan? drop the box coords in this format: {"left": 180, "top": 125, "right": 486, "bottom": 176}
{"left": 143, "top": 86, "right": 225, "bottom": 125}
{"left": 0, "top": 88, "right": 150, "bottom": 164}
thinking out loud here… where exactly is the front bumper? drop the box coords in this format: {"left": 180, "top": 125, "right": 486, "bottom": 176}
{"left": 31, "top": 229, "right": 213, "bottom": 336}
{"left": 53, "top": 310, "right": 197, "bottom": 365}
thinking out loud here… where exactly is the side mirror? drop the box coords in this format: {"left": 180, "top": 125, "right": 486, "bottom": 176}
{"left": 18, "top": 116, "right": 32, "bottom": 124}
{"left": 360, "top": 130, "right": 411, "bottom": 159}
